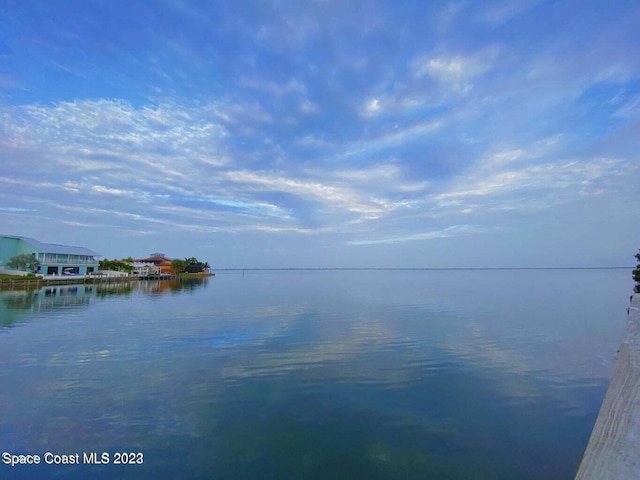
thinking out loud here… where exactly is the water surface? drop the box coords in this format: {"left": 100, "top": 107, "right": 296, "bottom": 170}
{"left": 0, "top": 270, "right": 632, "bottom": 479}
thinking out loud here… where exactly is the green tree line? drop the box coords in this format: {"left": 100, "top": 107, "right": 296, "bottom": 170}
{"left": 99, "top": 258, "right": 134, "bottom": 273}
{"left": 171, "top": 257, "right": 210, "bottom": 274}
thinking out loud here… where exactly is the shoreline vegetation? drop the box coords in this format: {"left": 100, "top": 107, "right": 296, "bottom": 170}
{"left": 0, "top": 252, "right": 214, "bottom": 290}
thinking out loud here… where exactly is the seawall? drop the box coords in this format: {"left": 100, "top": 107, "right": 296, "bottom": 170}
{"left": 575, "top": 293, "right": 640, "bottom": 479}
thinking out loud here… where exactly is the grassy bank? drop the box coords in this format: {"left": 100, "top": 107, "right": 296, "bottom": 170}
{"left": 0, "top": 274, "right": 35, "bottom": 280}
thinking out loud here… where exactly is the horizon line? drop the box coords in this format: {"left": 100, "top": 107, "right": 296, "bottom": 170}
{"left": 213, "top": 266, "right": 633, "bottom": 271}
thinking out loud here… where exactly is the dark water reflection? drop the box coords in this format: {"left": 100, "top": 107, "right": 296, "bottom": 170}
{"left": 0, "top": 278, "right": 209, "bottom": 325}
{"left": 0, "top": 270, "right": 631, "bottom": 479}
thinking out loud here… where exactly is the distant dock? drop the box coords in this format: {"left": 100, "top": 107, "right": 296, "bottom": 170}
{"left": 575, "top": 293, "right": 640, "bottom": 479}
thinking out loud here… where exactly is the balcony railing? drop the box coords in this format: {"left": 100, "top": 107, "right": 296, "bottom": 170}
{"left": 39, "top": 255, "right": 98, "bottom": 265}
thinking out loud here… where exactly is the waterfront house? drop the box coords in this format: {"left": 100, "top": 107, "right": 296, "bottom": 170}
{"left": 131, "top": 262, "right": 161, "bottom": 277}
{"left": 0, "top": 234, "right": 100, "bottom": 276}
{"left": 135, "top": 253, "right": 175, "bottom": 275}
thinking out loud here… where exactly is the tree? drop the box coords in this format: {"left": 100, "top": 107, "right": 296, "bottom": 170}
{"left": 99, "top": 258, "right": 133, "bottom": 273}
{"left": 171, "top": 259, "right": 187, "bottom": 273}
{"left": 633, "top": 249, "right": 640, "bottom": 293}
{"left": 7, "top": 254, "right": 41, "bottom": 273}
{"left": 183, "top": 257, "right": 209, "bottom": 273}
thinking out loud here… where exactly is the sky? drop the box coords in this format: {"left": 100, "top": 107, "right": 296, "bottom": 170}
{"left": 1, "top": 0, "right": 639, "bottom": 268}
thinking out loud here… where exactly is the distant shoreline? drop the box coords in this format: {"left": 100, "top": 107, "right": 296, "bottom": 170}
{"left": 215, "top": 266, "right": 633, "bottom": 271}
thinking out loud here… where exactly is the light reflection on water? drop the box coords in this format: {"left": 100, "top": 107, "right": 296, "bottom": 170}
{"left": 0, "top": 270, "right": 632, "bottom": 479}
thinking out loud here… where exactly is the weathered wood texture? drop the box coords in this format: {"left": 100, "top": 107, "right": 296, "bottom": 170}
{"left": 575, "top": 293, "right": 640, "bottom": 479}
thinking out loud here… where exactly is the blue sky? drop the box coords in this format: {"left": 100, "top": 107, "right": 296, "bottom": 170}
{"left": 1, "top": 0, "right": 639, "bottom": 268}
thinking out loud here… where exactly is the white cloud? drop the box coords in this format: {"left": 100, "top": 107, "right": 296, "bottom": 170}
{"left": 299, "top": 99, "right": 320, "bottom": 115}
{"left": 225, "top": 169, "right": 389, "bottom": 219}
{"left": 612, "top": 94, "right": 640, "bottom": 119}
{"left": 411, "top": 47, "right": 500, "bottom": 93}
{"left": 91, "top": 185, "right": 139, "bottom": 197}
{"left": 337, "top": 121, "right": 442, "bottom": 160}
{"left": 241, "top": 77, "right": 307, "bottom": 98}
{"left": 347, "top": 225, "right": 482, "bottom": 245}
{"left": 363, "top": 97, "right": 381, "bottom": 117}
{"left": 294, "top": 135, "right": 330, "bottom": 148}
{"left": 321, "top": 164, "right": 428, "bottom": 194}
{"left": 3, "top": 100, "right": 229, "bottom": 177}
{"left": 432, "top": 156, "right": 626, "bottom": 214}
{"left": 0, "top": 207, "right": 33, "bottom": 213}
{"left": 482, "top": 134, "right": 563, "bottom": 168}
{"left": 478, "top": 1, "right": 538, "bottom": 25}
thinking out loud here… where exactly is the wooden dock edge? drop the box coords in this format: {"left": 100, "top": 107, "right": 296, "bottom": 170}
{"left": 575, "top": 293, "right": 640, "bottom": 479}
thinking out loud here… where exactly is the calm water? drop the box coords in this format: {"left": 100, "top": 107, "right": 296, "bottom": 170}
{"left": 0, "top": 269, "right": 633, "bottom": 479}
